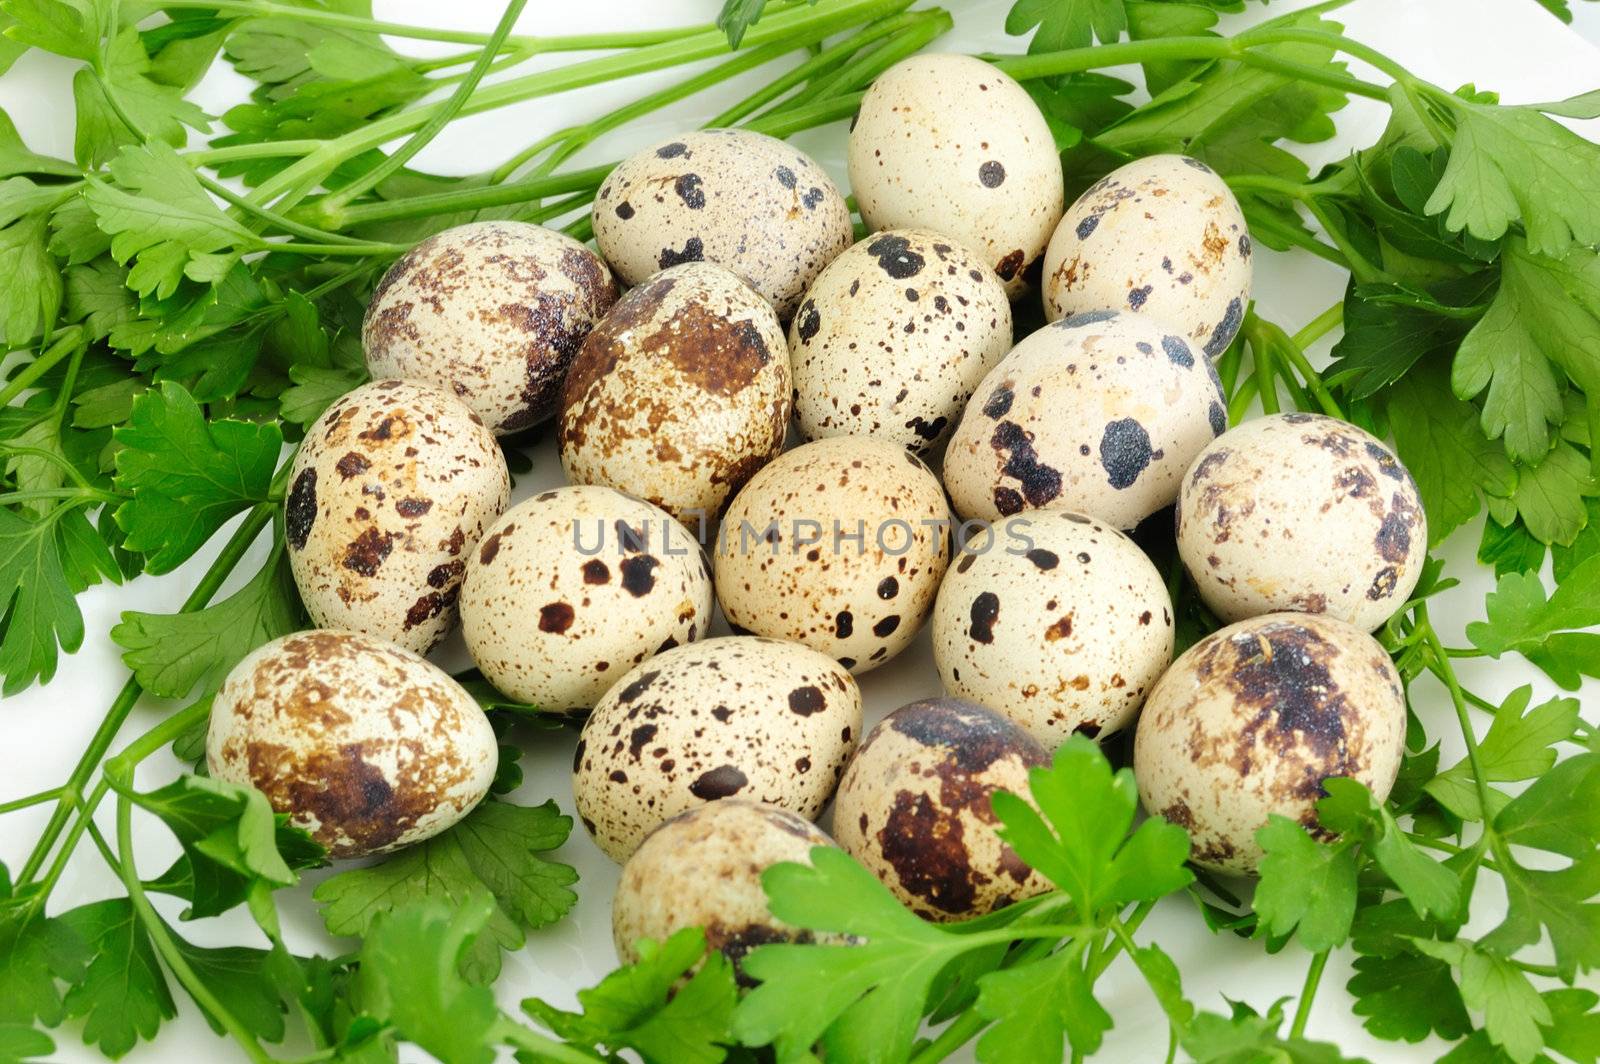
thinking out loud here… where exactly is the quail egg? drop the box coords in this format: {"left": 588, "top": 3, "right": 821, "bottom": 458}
{"left": 833, "top": 697, "right": 1051, "bottom": 920}
{"left": 559, "top": 262, "right": 790, "bottom": 524}
{"left": 932, "top": 511, "right": 1174, "bottom": 748}
{"left": 285, "top": 379, "right": 510, "bottom": 654}
{"left": 848, "top": 54, "right": 1064, "bottom": 296}
{"left": 943, "top": 310, "right": 1226, "bottom": 528}
{"left": 207, "top": 630, "right": 497, "bottom": 858}
{"left": 592, "top": 129, "right": 852, "bottom": 319}
{"left": 1133, "top": 612, "right": 1407, "bottom": 874}
{"left": 713, "top": 436, "right": 951, "bottom": 673}
{"left": 790, "top": 229, "right": 1012, "bottom": 453}
{"left": 459, "top": 485, "right": 713, "bottom": 712}
{"left": 1042, "top": 154, "right": 1252, "bottom": 357}
{"left": 363, "top": 221, "right": 619, "bottom": 434}
{"left": 573, "top": 636, "right": 861, "bottom": 861}
{"left": 1177, "top": 413, "right": 1427, "bottom": 632}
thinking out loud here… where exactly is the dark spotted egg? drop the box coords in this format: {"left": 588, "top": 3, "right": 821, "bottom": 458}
{"left": 207, "top": 630, "right": 497, "bottom": 858}
{"left": 943, "top": 310, "right": 1226, "bottom": 529}
{"left": 789, "top": 229, "right": 1012, "bottom": 453}
{"left": 1133, "top": 613, "right": 1406, "bottom": 874}
{"left": 931, "top": 512, "right": 1174, "bottom": 749}
{"left": 1042, "top": 155, "right": 1252, "bottom": 357}
{"left": 1176, "top": 413, "right": 1427, "bottom": 631}
{"left": 592, "top": 130, "right": 852, "bottom": 320}
{"left": 713, "top": 436, "right": 951, "bottom": 674}
{"left": 363, "top": 221, "right": 618, "bottom": 435}
{"left": 285, "top": 379, "right": 510, "bottom": 654}
{"left": 849, "top": 54, "right": 1064, "bottom": 298}
{"left": 559, "top": 262, "right": 790, "bottom": 524}
{"left": 833, "top": 697, "right": 1051, "bottom": 921}
{"left": 572, "top": 637, "right": 862, "bottom": 861}
{"left": 458, "top": 485, "right": 713, "bottom": 713}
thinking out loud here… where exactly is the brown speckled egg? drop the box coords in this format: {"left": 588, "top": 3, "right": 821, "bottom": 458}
{"left": 207, "top": 630, "right": 497, "bottom": 858}
{"left": 573, "top": 637, "right": 861, "bottom": 861}
{"left": 363, "top": 221, "right": 618, "bottom": 434}
{"left": 1133, "top": 613, "right": 1406, "bottom": 874}
{"left": 833, "top": 697, "right": 1051, "bottom": 920}
{"left": 592, "top": 130, "right": 852, "bottom": 319}
{"left": 848, "top": 54, "right": 1064, "bottom": 297}
{"left": 790, "top": 229, "right": 1012, "bottom": 453}
{"left": 943, "top": 311, "right": 1226, "bottom": 528}
{"left": 559, "top": 263, "right": 790, "bottom": 523}
{"left": 612, "top": 799, "right": 842, "bottom": 976}
{"left": 932, "top": 512, "right": 1174, "bottom": 749}
{"left": 1177, "top": 413, "right": 1427, "bottom": 632}
{"left": 459, "top": 485, "right": 713, "bottom": 712}
{"left": 713, "top": 437, "right": 950, "bottom": 674}
{"left": 1042, "top": 155, "right": 1252, "bottom": 357}
{"left": 285, "top": 379, "right": 510, "bottom": 654}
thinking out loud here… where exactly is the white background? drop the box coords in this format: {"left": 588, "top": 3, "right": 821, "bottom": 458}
{"left": 2, "top": 1, "right": 1599, "bottom": 1061}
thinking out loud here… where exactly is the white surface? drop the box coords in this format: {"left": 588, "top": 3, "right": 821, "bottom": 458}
{"left": 2, "top": 1, "right": 1599, "bottom": 1061}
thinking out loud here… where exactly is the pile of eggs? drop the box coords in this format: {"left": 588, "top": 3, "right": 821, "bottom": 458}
{"left": 207, "top": 53, "right": 1429, "bottom": 969}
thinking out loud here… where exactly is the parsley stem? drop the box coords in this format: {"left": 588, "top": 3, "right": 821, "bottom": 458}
{"left": 1439, "top": 646, "right": 1486, "bottom": 658}
{"left": 0, "top": 329, "right": 79, "bottom": 409}
{"left": 311, "top": 164, "right": 615, "bottom": 229}
{"left": 0, "top": 786, "right": 62, "bottom": 815}
{"left": 1228, "top": 373, "right": 1260, "bottom": 425}
{"left": 1288, "top": 949, "right": 1329, "bottom": 1040}
{"left": 1291, "top": 300, "right": 1344, "bottom": 351}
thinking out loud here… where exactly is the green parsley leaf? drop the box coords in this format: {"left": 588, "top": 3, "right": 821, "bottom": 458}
{"left": 72, "top": 28, "right": 210, "bottom": 169}
{"left": 1414, "top": 940, "right": 1552, "bottom": 1064}
{"left": 1347, "top": 948, "right": 1471, "bottom": 1044}
{"left": 0, "top": 1023, "right": 54, "bottom": 1063}
{"left": 0, "top": 0, "right": 95, "bottom": 60}
{"left": 1185, "top": 998, "right": 1372, "bottom": 1063}
{"left": 973, "top": 941, "right": 1112, "bottom": 1063}
{"left": 716, "top": 0, "right": 768, "bottom": 49}
{"left": 1513, "top": 441, "right": 1599, "bottom": 547}
{"left": 55, "top": 899, "right": 175, "bottom": 1058}
{"left": 172, "top": 936, "right": 286, "bottom": 1044}
{"left": 1253, "top": 815, "right": 1359, "bottom": 950}
{"left": 1544, "top": 987, "right": 1600, "bottom": 1064}
{"left": 1553, "top": 497, "right": 1600, "bottom": 581}
{"left": 1466, "top": 555, "right": 1600, "bottom": 689}
{"left": 1005, "top": 0, "right": 1125, "bottom": 52}
{"left": 0, "top": 506, "right": 100, "bottom": 694}
{"left": 0, "top": 107, "right": 76, "bottom": 179}
{"left": 1425, "top": 685, "right": 1578, "bottom": 821}
{"left": 1478, "top": 516, "right": 1546, "bottom": 578}
{"left": 0, "top": 211, "right": 61, "bottom": 348}
{"left": 0, "top": 907, "right": 86, "bottom": 1028}
{"left": 1318, "top": 779, "right": 1461, "bottom": 921}
{"left": 63, "top": 257, "right": 138, "bottom": 342}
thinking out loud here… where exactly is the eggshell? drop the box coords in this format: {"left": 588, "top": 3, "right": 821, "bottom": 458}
{"left": 459, "top": 485, "right": 713, "bottom": 712}
{"left": 1133, "top": 612, "right": 1407, "bottom": 874}
{"left": 1042, "top": 154, "right": 1252, "bottom": 357}
{"left": 592, "top": 129, "right": 852, "bottom": 319}
{"left": 1176, "top": 413, "right": 1428, "bottom": 632}
{"left": 713, "top": 436, "right": 951, "bottom": 673}
{"left": 559, "top": 263, "right": 790, "bottom": 523}
{"left": 833, "top": 697, "right": 1051, "bottom": 920}
{"left": 943, "top": 310, "right": 1226, "bottom": 528}
{"left": 790, "top": 229, "right": 1012, "bottom": 453}
{"left": 362, "top": 221, "right": 618, "bottom": 434}
{"left": 207, "top": 629, "right": 497, "bottom": 858}
{"left": 848, "top": 54, "right": 1064, "bottom": 296}
{"left": 932, "top": 511, "right": 1174, "bottom": 748}
{"left": 285, "top": 379, "right": 510, "bottom": 654}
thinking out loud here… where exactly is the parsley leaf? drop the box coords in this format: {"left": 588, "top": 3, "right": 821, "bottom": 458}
{"left": 1415, "top": 940, "right": 1552, "bottom": 1063}
{"left": 1347, "top": 948, "right": 1472, "bottom": 1044}
{"left": 55, "top": 899, "right": 175, "bottom": 1058}
{"left": 1425, "top": 685, "right": 1578, "bottom": 821}
{"left": 1254, "top": 815, "right": 1360, "bottom": 950}
{"left": 1512, "top": 441, "right": 1600, "bottom": 547}
{"left": 0, "top": 503, "right": 121, "bottom": 695}
{"left": 0, "top": 1023, "right": 53, "bottom": 1063}
{"left": 0, "top": 906, "right": 86, "bottom": 1028}
{"left": 1005, "top": 0, "right": 1125, "bottom": 52}
{"left": 1318, "top": 779, "right": 1461, "bottom": 921}
{"left": 0, "top": 211, "right": 61, "bottom": 348}
{"left": 973, "top": 941, "right": 1112, "bottom": 1063}
{"left": 72, "top": 28, "right": 209, "bottom": 169}
{"left": 1466, "top": 555, "right": 1600, "bottom": 689}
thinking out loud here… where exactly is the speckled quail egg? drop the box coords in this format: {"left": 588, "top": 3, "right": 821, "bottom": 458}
{"left": 592, "top": 129, "right": 852, "bottom": 319}
{"left": 1133, "top": 612, "right": 1406, "bottom": 874}
{"left": 559, "top": 263, "right": 790, "bottom": 523}
{"left": 573, "top": 636, "right": 861, "bottom": 861}
{"left": 285, "top": 379, "right": 510, "bottom": 654}
{"left": 207, "top": 630, "right": 497, "bottom": 858}
{"left": 932, "top": 511, "right": 1174, "bottom": 748}
{"left": 713, "top": 436, "right": 950, "bottom": 673}
{"left": 459, "top": 485, "right": 713, "bottom": 712}
{"left": 848, "top": 54, "right": 1064, "bottom": 296}
{"left": 834, "top": 697, "right": 1051, "bottom": 920}
{"left": 1042, "top": 155, "right": 1252, "bottom": 357}
{"left": 1177, "top": 413, "right": 1427, "bottom": 632}
{"left": 790, "top": 229, "right": 1011, "bottom": 453}
{"left": 612, "top": 799, "right": 842, "bottom": 975}
{"left": 363, "top": 221, "right": 618, "bottom": 434}
{"left": 943, "top": 310, "right": 1226, "bottom": 528}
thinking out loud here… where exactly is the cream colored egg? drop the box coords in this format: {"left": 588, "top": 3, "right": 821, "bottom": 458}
{"left": 559, "top": 263, "right": 790, "bottom": 524}
{"left": 612, "top": 799, "right": 842, "bottom": 975}
{"left": 790, "top": 229, "right": 1012, "bottom": 453}
{"left": 574, "top": 636, "right": 860, "bottom": 862}
{"left": 714, "top": 437, "right": 950, "bottom": 673}
{"left": 285, "top": 379, "right": 510, "bottom": 654}
{"left": 206, "top": 630, "right": 497, "bottom": 858}
{"left": 459, "top": 485, "right": 713, "bottom": 712}
{"left": 833, "top": 697, "right": 1051, "bottom": 920}
{"left": 362, "top": 221, "right": 618, "bottom": 434}
{"left": 592, "top": 130, "right": 852, "bottom": 319}
{"left": 932, "top": 511, "right": 1174, "bottom": 748}
{"left": 943, "top": 310, "right": 1226, "bottom": 528}
{"left": 1042, "top": 154, "right": 1252, "bottom": 357}
{"left": 1133, "top": 613, "right": 1407, "bottom": 874}
{"left": 848, "top": 54, "right": 1064, "bottom": 297}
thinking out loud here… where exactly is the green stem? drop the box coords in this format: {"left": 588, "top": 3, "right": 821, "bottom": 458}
{"left": 1289, "top": 950, "right": 1329, "bottom": 1039}
{"left": 0, "top": 331, "right": 80, "bottom": 409}
{"left": 1228, "top": 373, "right": 1260, "bottom": 424}
{"left": 745, "top": 91, "right": 864, "bottom": 138}
{"left": 1440, "top": 646, "right": 1486, "bottom": 658}
{"left": 0, "top": 787, "right": 62, "bottom": 815}
{"left": 311, "top": 165, "right": 614, "bottom": 230}
{"left": 1291, "top": 301, "right": 1344, "bottom": 350}
{"left": 1255, "top": 340, "right": 1281, "bottom": 415}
